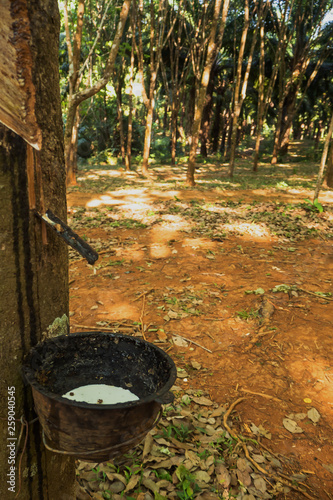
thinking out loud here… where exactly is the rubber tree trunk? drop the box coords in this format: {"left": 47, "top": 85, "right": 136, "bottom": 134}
{"left": 125, "top": 32, "right": 135, "bottom": 171}
{"left": 65, "top": 106, "right": 80, "bottom": 186}
{"left": 171, "top": 101, "right": 177, "bottom": 165}
{"left": 64, "top": 0, "right": 131, "bottom": 184}
{"left": 211, "top": 90, "right": 224, "bottom": 153}
{"left": 142, "top": 100, "right": 155, "bottom": 177}
{"left": 326, "top": 144, "right": 333, "bottom": 188}
{"left": 116, "top": 74, "right": 126, "bottom": 165}
{"left": 271, "top": 79, "right": 285, "bottom": 165}
{"left": 0, "top": 1, "right": 75, "bottom": 498}
{"left": 253, "top": 16, "right": 265, "bottom": 172}
{"left": 228, "top": 0, "right": 250, "bottom": 176}
{"left": 187, "top": 0, "right": 230, "bottom": 186}
{"left": 200, "top": 66, "right": 217, "bottom": 157}
{"left": 279, "top": 91, "right": 297, "bottom": 154}
{"left": 313, "top": 112, "right": 333, "bottom": 200}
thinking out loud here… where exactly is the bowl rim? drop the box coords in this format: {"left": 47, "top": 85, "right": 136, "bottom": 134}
{"left": 22, "top": 331, "right": 177, "bottom": 410}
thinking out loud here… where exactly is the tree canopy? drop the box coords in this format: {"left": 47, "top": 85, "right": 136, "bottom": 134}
{"left": 58, "top": 0, "right": 333, "bottom": 187}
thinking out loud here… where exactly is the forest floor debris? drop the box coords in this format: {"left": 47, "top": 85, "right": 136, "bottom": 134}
{"left": 68, "top": 157, "right": 333, "bottom": 499}
{"left": 75, "top": 390, "right": 318, "bottom": 500}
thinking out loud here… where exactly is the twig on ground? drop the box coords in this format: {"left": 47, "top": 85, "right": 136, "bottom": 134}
{"left": 240, "top": 388, "right": 281, "bottom": 402}
{"left": 131, "top": 288, "right": 154, "bottom": 302}
{"left": 223, "top": 397, "right": 246, "bottom": 439}
{"left": 242, "top": 442, "right": 268, "bottom": 474}
{"left": 298, "top": 287, "right": 333, "bottom": 301}
{"left": 173, "top": 334, "right": 212, "bottom": 353}
{"left": 201, "top": 331, "right": 215, "bottom": 340}
{"left": 258, "top": 441, "right": 281, "bottom": 460}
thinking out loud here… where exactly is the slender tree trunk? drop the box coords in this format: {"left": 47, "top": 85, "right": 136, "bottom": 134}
{"left": 219, "top": 110, "right": 228, "bottom": 155}
{"left": 142, "top": 101, "right": 155, "bottom": 176}
{"left": 211, "top": 91, "right": 224, "bottom": 153}
{"left": 279, "top": 91, "right": 297, "bottom": 154}
{"left": 186, "top": 81, "right": 196, "bottom": 144}
{"left": 0, "top": 1, "right": 75, "bottom": 497}
{"left": 200, "top": 66, "right": 216, "bottom": 157}
{"left": 138, "top": 0, "right": 165, "bottom": 175}
{"left": 171, "top": 99, "right": 178, "bottom": 165}
{"left": 326, "top": 143, "right": 333, "bottom": 188}
{"left": 187, "top": 0, "right": 230, "bottom": 186}
{"left": 64, "top": 0, "right": 85, "bottom": 185}
{"left": 253, "top": 15, "right": 265, "bottom": 172}
{"left": 313, "top": 112, "right": 333, "bottom": 200}
{"left": 228, "top": 0, "right": 250, "bottom": 176}
{"left": 65, "top": 107, "right": 80, "bottom": 185}
{"left": 116, "top": 73, "right": 126, "bottom": 164}
{"left": 64, "top": 0, "right": 131, "bottom": 184}
{"left": 125, "top": 29, "right": 135, "bottom": 171}
{"left": 271, "top": 70, "right": 285, "bottom": 164}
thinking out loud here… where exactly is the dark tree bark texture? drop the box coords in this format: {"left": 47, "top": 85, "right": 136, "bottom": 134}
{"left": 0, "top": 1, "right": 75, "bottom": 498}
{"left": 326, "top": 145, "right": 333, "bottom": 188}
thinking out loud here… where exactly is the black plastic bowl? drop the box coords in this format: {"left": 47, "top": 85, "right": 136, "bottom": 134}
{"left": 23, "top": 332, "right": 177, "bottom": 461}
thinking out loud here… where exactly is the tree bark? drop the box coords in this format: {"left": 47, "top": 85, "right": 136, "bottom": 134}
{"left": 253, "top": 12, "right": 265, "bottom": 172}
{"left": 115, "top": 69, "right": 126, "bottom": 165}
{"left": 313, "top": 112, "right": 333, "bottom": 200}
{"left": 326, "top": 143, "right": 333, "bottom": 188}
{"left": 200, "top": 65, "right": 217, "bottom": 157}
{"left": 64, "top": 0, "right": 131, "bottom": 184}
{"left": 228, "top": 0, "right": 250, "bottom": 176}
{"left": 138, "top": 0, "right": 166, "bottom": 176}
{"left": 142, "top": 100, "right": 155, "bottom": 176}
{"left": 125, "top": 26, "right": 135, "bottom": 171}
{"left": 271, "top": 0, "right": 329, "bottom": 161}
{"left": 0, "top": 1, "right": 75, "bottom": 498}
{"left": 186, "top": 0, "right": 230, "bottom": 186}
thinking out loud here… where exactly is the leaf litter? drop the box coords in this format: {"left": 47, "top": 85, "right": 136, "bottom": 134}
{"left": 76, "top": 390, "right": 316, "bottom": 500}
{"left": 68, "top": 187, "right": 333, "bottom": 500}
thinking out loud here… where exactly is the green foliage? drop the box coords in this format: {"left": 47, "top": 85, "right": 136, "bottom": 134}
{"left": 236, "top": 308, "right": 259, "bottom": 320}
{"left": 156, "top": 423, "right": 193, "bottom": 443}
{"left": 175, "top": 465, "right": 201, "bottom": 500}
{"left": 303, "top": 198, "right": 324, "bottom": 213}
{"left": 59, "top": 0, "right": 333, "bottom": 178}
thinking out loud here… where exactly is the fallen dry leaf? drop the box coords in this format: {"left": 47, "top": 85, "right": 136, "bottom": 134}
{"left": 307, "top": 407, "right": 321, "bottom": 423}
{"left": 192, "top": 396, "right": 213, "bottom": 406}
{"left": 283, "top": 418, "right": 304, "bottom": 434}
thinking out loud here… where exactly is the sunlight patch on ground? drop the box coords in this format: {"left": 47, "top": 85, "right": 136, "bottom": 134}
{"left": 287, "top": 357, "right": 333, "bottom": 409}
{"left": 181, "top": 237, "right": 218, "bottom": 251}
{"left": 222, "top": 222, "right": 272, "bottom": 240}
{"left": 149, "top": 243, "right": 171, "bottom": 259}
{"left": 87, "top": 195, "right": 116, "bottom": 207}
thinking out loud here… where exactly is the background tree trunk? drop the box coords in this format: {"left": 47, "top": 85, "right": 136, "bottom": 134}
{"left": 253, "top": 11, "right": 265, "bottom": 172}
{"left": 313, "top": 112, "right": 333, "bottom": 200}
{"left": 326, "top": 144, "right": 333, "bottom": 188}
{"left": 0, "top": 0, "right": 75, "bottom": 498}
{"left": 64, "top": 0, "right": 131, "bottom": 185}
{"left": 125, "top": 28, "right": 135, "bottom": 171}
{"left": 200, "top": 66, "right": 217, "bottom": 157}
{"left": 187, "top": 0, "right": 230, "bottom": 186}
{"left": 228, "top": 0, "right": 250, "bottom": 176}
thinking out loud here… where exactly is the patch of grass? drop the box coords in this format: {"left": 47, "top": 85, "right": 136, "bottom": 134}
{"left": 156, "top": 423, "right": 193, "bottom": 443}
{"left": 236, "top": 308, "right": 259, "bottom": 320}
{"left": 109, "top": 218, "right": 147, "bottom": 229}
{"left": 175, "top": 465, "right": 201, "bottom": 500}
